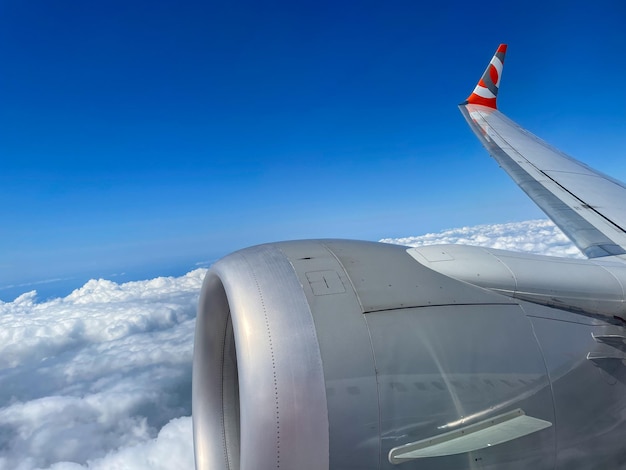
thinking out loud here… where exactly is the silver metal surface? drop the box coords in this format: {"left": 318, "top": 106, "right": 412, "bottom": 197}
{"left": 320, "top": 239, "right": 512, "bottom": 312}
{"left": 281, "top": 240, "right": 381, "bottom": 469}
{"left": 525, "top": 300, "right": 626, "bottom": 468}
{"left": 194, "top": 239, "right": 626, "bottom": 469}
{"left": 193, "top": 244, "right": 329, "bottom": 470}
{"left": 460, "top": 104, "right": 626, "bottom": 257}
{"left": 365, "top": 301, "right": 556, "bottom": 469}
{"left": 408, "top": 244, "right": 626, "bottom": 318}
{"left": 388, "top": 409, "right": 552, "bottom": 463}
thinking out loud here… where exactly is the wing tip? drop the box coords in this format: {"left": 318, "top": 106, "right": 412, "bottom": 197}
{"left": 465, "top": 43, "right": 508, "bottom": 109}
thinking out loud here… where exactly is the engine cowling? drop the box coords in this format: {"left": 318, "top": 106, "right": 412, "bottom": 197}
{"left": 193, "top": 239, "right": 626, "bottom": 469}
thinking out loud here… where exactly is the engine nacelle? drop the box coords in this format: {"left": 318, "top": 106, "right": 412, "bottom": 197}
{"left": 193, "top": 240, "right": 626, "bottom": 469}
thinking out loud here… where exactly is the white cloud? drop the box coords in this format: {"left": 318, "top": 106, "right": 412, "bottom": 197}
{"left": 0, "top": 270, "right": 204, "bottom": 470}
{"left": 40, "top": 417, "right": 194, "bottom": 470}
{"left": 0, "top": 220, "right": 581, "bottom": 469}
{"left": 380, "top": 219, "right": 582, "bottom": 258}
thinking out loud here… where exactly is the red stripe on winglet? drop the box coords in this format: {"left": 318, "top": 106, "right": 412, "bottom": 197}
{"left": 497, "top": 44, "right": 507, "bottom": 54}
{"left": 489, "top": 64, "right": 498, "bottom": 83}
{"left": 467, "top": 94, "right": 497, "bottom": 108}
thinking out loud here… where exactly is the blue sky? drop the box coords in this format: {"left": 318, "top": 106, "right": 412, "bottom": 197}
{"left": 1, "top": 0, "right": 625, "bottom": 300}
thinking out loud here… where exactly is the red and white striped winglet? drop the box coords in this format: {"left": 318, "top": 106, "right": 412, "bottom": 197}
{"left": 465, "top": 44, "right": 507, "bottom": 109}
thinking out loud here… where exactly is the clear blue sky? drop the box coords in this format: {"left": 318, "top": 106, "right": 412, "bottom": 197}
{"left": 1, "top": 0, "right": 625, "bottom": 300}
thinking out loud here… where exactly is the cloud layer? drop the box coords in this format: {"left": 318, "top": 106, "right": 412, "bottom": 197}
{"left": 381, "top": 219, "right": 582, "bottom": 258}
{"left": 0, "top": 271, "right": 204, "bottom": 470}
{"left": 0, "top": 220, "right": 578, "bottom": 469}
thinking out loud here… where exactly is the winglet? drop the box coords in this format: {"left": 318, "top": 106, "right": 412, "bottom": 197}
{"left": 464, "top": 44, "right": 507, "bottom": 109}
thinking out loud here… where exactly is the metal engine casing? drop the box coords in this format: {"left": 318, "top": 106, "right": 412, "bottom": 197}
{"left": 193, "top": 240, "right": 626, "bottom": 470}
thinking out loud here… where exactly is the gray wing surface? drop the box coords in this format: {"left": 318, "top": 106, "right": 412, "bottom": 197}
{"left": 460, "top": 103, "right": 626, "bottom": 258}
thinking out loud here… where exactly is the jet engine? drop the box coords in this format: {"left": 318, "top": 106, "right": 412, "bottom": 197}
{"left": 193, "top": 239, "right": 626, "bottom": 470}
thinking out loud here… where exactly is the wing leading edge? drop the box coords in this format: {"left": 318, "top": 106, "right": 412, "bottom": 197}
{"left": 460, "top": 45, "right": 626, "bottom": 258}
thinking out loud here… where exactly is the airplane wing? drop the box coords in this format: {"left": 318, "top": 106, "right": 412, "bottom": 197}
{"left": 460, "top": 44, "right": 626, "bottom": 258}
{"left": 194, "top": 45, "right": 626, "bottom": 470}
